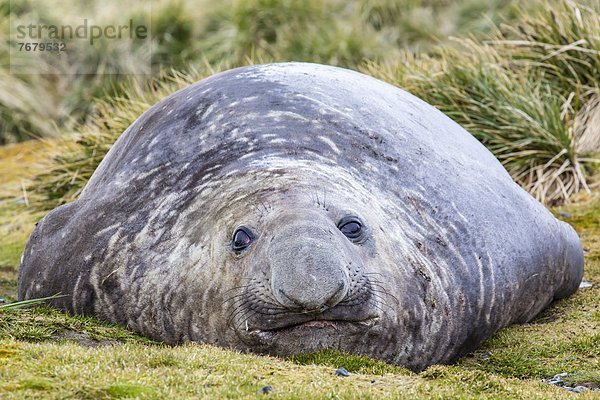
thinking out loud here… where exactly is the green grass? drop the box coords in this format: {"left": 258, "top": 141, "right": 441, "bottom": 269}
{"left": 288, "top": 350, "right": 409, "bottom": 375}
{"left": 0, "top": 340, "right": 586, "bottom": 399}
{"left": 0, "top": 202, "right": 32, "bottom": 266}
{"left": 0, "top": 305, "right": 154, "bottom": 344}
{"left": 0, "top": 140, "right": 56, "bottom": 279}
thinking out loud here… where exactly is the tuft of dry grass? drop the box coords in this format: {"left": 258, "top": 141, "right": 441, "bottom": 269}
{"left": 491, "top": 0, "right": 600, "bottom": 94}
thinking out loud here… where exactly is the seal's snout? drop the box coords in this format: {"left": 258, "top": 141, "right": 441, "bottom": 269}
{"left": 270, "top": 237, "right": 350, "bottom": 312}
{"left": 266, "top": 212, "right": 352, "bottom": 313}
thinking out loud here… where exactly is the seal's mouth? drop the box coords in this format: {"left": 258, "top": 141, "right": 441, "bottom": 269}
{"left": 247, "top": 317, "right": 379, "bottom": 341}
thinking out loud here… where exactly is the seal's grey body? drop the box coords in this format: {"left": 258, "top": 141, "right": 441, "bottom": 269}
{"left": 18, "top": 63, "right": 583, "bottom": 370}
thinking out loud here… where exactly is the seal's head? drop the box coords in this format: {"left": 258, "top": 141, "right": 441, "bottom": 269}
{"left": 197, "top": 163, "right": 416, "bottom": 360}
{"left": 227, "top": 197, "right": 383, "bottom": 351}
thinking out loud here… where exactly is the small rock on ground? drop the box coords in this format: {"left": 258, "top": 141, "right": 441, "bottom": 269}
{"left": 258, "top": 385, "right": 273, "bottom": 394}
{"left": 579, "top": 281, "right": 593, "bottom": 289}
{"left": 335, "top": 367, "right": 350, "bottom": 377}
{"left": 557, "top": 211, "right": 572, "bottom": 218}
{"left": 570, "top": 386, "right": 588, "bottom": 393}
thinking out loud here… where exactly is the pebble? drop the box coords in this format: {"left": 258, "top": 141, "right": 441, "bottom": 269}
{"left": 579, "top": 281, "right": 593, "bottom": 289}
{"left": 335, "top": 367, "right": 350, "bottom": 377}
{"left": 0, "top": 297, "right": 5, "bottom": 304}
{"left": 557, "top": 211, "right": 572, "bottom": 218}
{"left": 544, "top": 373, "right": 569, "bottom": 388}
{"left": 550, "top": 373, "right": 569, "bottom": 382}
{"left": 258, "top": 385, "right": 273, "bottom": 394}
{"left": 571, "top": 386, "right": 588, "bottom": 393}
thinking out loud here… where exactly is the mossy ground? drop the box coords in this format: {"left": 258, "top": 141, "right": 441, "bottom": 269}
{"left": 0, "top": 142, "right": 598, "bottom": 399}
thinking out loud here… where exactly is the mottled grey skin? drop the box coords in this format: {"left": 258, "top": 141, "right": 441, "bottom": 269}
{"left": 18, "top": 63, "right": 584, "bottom": 371}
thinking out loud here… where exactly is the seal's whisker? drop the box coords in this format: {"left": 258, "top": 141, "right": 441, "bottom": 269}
{"left": 367, "top": 285, "right": 399, "bottom": 305}
{"left": 228, "top": 307, "right": 255, "bottom": 331}
{"left": 366, "top": 298, "right": 389, "bottom": 315}
{"left": 221, "top": 288, "right": 267, "bottom": 308}
{"left": 246, "top": 286, "right": 286, "bottom": 308}
{"left": 225, "top": 300, "right": 252, "bottom": 326}
{"left": 230, "top": 310, "right": 262, "bottom": 346}
{"left": 230, "top": 312, "right": 251, "bottom": 332}
{"left": 363, "top": 277, "right": 384, "bottom": 289}
{"left": 365, "top": 273, "right": 398, "bottom": 302}
{"left": 223, "top": 287, "right": 258, "bottom": 300}
{"left": 366, "top": 292, "right": 396, "bottom": 313}
{"left": 372, "top": 293, "right": 400, "bottom": 313}
{"left": 226, "top": 296, "right": 290, "bottom": 329}
{"left": 226, "top": 294, "right": 277, "bottom": 315}
{"left": 222, "top": 294, "right": 250, "bottom": 309}
{"left": 225, "top": 304, "right": 243, "bottom": 325}
{"left": 246, "top": 292, "right": 286, "bottom": 309}
{"left": 367, "top": 279, "right": 391, "bottom": 293}
{"left": 366, "top": 277, "right": 392, "bottom": 292}
{"left": 230, "top": 306, "right": 251, "bottom": 325}
{"left": 233, "top": 309, "right": 259, "bottom": 332}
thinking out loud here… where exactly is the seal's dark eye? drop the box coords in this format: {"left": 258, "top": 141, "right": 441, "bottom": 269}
{"left": 232, "top": 227, "right": 254, "bottom": 251}
{"left": 338, "top": 217, "right": 364, "bottom": 241}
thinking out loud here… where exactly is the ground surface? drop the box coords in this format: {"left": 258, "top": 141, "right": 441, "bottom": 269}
{"left": 0, "top": 141, "right": 598, "bottom": 399}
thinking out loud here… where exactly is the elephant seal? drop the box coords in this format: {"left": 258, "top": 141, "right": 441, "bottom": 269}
{"left": 18, "top": 62, "right": 584, "bottom": 371}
